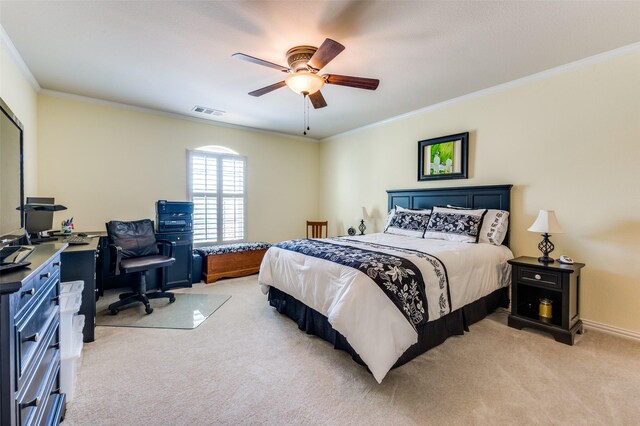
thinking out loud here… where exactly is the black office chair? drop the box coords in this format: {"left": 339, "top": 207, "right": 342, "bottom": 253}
{"left": 106, "top": 219, "right": 176, "bottom": 315}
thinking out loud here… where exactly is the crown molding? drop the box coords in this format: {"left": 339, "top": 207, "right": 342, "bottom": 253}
{"left": 322, "top": 41, "right": 640, "bottom": 142}
{"left": 0, "top": 24, "right": 40, "bottom": 90}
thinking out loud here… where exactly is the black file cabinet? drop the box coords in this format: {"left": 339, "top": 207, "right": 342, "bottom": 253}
{"left": 155, "top": 232, "right": 193, "bottom": 290}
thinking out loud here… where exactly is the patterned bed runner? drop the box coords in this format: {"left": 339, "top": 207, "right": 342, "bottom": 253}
{"left": 274, "top": 238, "right": 450, "bottom": 329}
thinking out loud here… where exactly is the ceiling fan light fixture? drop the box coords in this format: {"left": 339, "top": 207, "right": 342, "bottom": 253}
{"left": 285, "top": 72, "right": 325, "bottom": 95}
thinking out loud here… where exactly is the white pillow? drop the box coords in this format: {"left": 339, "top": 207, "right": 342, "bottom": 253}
{"left": 424, "top": 206, "right": 487, "bottom": 243}
{"left": 385, "top": 206, "right": 431, "bottom": 238}
{"left": 479, "top": 209, "right": 509, "bottom": 245}
{"left": 446, "top": 205, "right": 509, "bottom": 245}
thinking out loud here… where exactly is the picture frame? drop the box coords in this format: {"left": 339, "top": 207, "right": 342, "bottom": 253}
{"left": 418, "top": 132, "right": 469, "bottom": 181}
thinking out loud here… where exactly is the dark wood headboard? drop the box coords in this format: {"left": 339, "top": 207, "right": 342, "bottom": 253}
{"left": 387, "top": 184, "right": 513, "bottom": 245}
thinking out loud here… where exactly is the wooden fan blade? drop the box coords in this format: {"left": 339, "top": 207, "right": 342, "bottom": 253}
{"left": 309, "top": 91, "right": 327, "bottom": 109}
{"left": 307, "top": 39, "right": 345, "bottom": 70}
{"left": 249, "top": 81, "right": 286, "bottom": 97}
{"left": 325, "top": 74, "right": 380, "bottom": 90}
{"left": 233, "top": 53, "right": 289, "bottom": 72}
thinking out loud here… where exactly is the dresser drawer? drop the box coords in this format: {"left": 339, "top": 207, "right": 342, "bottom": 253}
{"left": 42, "top": 392, "right": 65, "bottom": 426}
{"left": 15, "top": 335, "right": 60, "bottom": 426}
{"left": 518, "top": 267, "right": 560, "bottom": 289}
{"left": 14, "top": 258, "right": 60, "bottom": 320}
{"left": 15, "top": 278, "right": 59, "bottom": 381}
{"left": 14, "top": 277, "right": 38, "bottom": 318}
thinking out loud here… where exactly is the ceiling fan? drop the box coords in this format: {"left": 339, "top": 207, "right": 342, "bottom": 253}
{"left": 233, "top": 38, "right": 380, "bottom": 109}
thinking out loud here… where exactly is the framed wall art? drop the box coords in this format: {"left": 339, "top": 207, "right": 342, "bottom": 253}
{"left": 418, "top": 132, "right": 468, "bottom": 181}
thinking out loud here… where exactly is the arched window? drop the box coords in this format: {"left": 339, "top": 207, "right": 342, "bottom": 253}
{"left": 187, "top": 146, "right": 246, "bottom": 243}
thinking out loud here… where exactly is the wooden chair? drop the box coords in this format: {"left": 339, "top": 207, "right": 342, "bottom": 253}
{"left": 306, "top": 221, "right": 328, "bottom": 238}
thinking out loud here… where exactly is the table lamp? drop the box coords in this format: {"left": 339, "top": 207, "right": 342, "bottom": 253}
{"left": 527, "top": 210, "right": 565, "bottom": 263}
{"left": 358, "top": 207, "right": 369, "bottom": 235}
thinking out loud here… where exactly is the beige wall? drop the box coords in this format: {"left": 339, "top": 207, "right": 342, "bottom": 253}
{"left": 0, "top": 41, "right": 38, "bottom": 195}
{"left": 7, "top": 31, "right": 640, "bottom": 332}
{"left": 319, "top": 50, "right": 640, "bottom": 332}
{"left": 37, "top": 94, "right": 319, "bottom": 243}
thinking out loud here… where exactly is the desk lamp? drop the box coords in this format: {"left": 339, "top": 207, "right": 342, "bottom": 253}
{"left": 528, "top": 210, "right": 565, "bottom": 263}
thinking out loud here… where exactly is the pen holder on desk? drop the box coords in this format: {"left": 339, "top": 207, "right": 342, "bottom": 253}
{"left": 62, "top": 225, "right": 73, "bottom": 235}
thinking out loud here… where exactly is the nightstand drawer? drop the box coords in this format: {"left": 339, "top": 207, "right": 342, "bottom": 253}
{"left": 518, "top": 267, "right": 560, "bottom": 289}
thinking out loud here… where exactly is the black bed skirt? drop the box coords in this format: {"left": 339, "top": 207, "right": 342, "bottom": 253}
{"left": 268, "top": 286, "right": 510, "bottom": 369}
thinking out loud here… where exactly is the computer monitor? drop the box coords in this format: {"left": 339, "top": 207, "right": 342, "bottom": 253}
{"left": 25, "top": 196, "right": 55, "bottom": 237}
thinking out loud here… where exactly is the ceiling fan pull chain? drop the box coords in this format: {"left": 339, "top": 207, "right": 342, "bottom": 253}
{"left": 303, "top": 92, "right": 307, "bottom": 135}
{"left": 307, "top": 95, "right": 310, "bottom": 132}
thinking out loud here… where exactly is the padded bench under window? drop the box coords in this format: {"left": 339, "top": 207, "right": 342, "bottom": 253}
{"left": 196, "top": 242, "right": 271, "bottom": 284}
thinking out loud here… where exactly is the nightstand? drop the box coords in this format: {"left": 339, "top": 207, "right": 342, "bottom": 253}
{"left": 507, "top": 256, "right": 585, "bottom": 345}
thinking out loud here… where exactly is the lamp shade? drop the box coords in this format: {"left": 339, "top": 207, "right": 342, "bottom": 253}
{"left": 285, "top": 72, "right": 325, "bottom": 95}
{"left": 527, "top": 210, "right": 565, "bottom": 234}
{"left": 360, "top": 207, "right": 370, "bottom": 221}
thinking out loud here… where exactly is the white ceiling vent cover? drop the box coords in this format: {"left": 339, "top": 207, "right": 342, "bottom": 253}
{"left": 192, "top": 106, "right": 225, "bottom": 116}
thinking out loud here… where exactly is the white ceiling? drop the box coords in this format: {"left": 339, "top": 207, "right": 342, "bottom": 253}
{"left": 1, "top": 1, "right": 639, "bottom": 140}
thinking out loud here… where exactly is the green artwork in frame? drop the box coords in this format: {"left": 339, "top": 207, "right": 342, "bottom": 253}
{"left": 429, "top": 141, "right": 455, "bottom": 175}
{"left": 418, "top": 132, "right": 469, "bottom": 181}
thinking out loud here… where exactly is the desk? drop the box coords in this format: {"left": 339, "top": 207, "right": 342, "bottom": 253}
{"left": 59, "top": 238, "right": 99, "bottom": 343}
{"left": 32, "top": 234, "right": 99, "bottom": 342}
{"left": 34, "top": 231, "right": 192, "bottom": 344}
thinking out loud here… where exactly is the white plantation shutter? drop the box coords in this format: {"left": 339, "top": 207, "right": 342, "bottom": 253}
{"left": 221, "top": 158, "right": 245, "bottom": 241}
{"left": 188, "top": 149, "right": 246, "bottom": 243}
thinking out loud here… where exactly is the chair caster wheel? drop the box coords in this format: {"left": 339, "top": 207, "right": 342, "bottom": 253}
{"left": 169, "top": 296, "right": 176, "bottom": 303}
{"left": 110, "top": 308, "right": 119, "bottom": 315}
{"left": 145, "top": 306, "right": 153, "bottom": 314}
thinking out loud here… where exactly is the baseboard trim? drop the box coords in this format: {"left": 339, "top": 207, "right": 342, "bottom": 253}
{"left": 582, "top": 319, "right": 640, "bottom": 342}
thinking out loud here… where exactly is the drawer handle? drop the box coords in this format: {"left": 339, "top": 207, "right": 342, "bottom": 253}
{"left": 53, "top": 261, "right": 62, "bottom": 267}
{"left": 21, "top": 288, "right": 35, "bottom": 297}
{"left": 19, "top": 397, "right": 40, "bottom": 409}
{"left": 40, "top": 272, "right": 51, "bottom": 279}
{"left": 49, "top": 342, "right": 60, "bottom": 350}
{"left": 534, "top": 274, "right": 542, "bottom": 280}
{"left": 51, "top": 388, "right": 61, "bottom": 395}
{"left": 51, "top": 295, "right": 60, "bottom": 304}
{"left": 23, "top": 332, "right": 40, "bottom": 343}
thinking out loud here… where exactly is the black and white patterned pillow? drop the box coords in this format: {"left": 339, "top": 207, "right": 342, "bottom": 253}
{"left": 447, "top": 205, "right": 509, "bottom": 245}
{"left": 385, "top": 207, "right": 431, "bottom": 237}
{"left": 424, "top": 206, "right": 487, "bottom": 243}
{"left": 479, "top": 210, "right": 509, "bottom": 245}
{"left": 196, "top": 242, "right": 271, "bottom": 256}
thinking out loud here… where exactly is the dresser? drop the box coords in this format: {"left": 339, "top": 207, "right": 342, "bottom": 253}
{"left": 0, "top": 244, "right": 67, "bottom": 425}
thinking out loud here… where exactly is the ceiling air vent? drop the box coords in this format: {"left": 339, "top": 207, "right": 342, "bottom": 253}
{"left": 192, "top": 105, "right": 225, "bottom": 116}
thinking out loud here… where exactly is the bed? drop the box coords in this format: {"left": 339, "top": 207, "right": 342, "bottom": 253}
{"left": 258, "top": 184, "right": 513, "bottom": 383}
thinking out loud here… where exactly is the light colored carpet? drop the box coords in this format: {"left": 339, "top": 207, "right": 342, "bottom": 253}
{"left": 64, "top": 276, "right": 640, "bottom": 425}
{"left": 95, "top": 290, "right": 231, "bottom": 329}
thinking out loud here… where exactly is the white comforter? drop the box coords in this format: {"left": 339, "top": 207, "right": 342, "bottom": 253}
{"left": 258, "top": 233, "right": 513, "bottom": 383}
